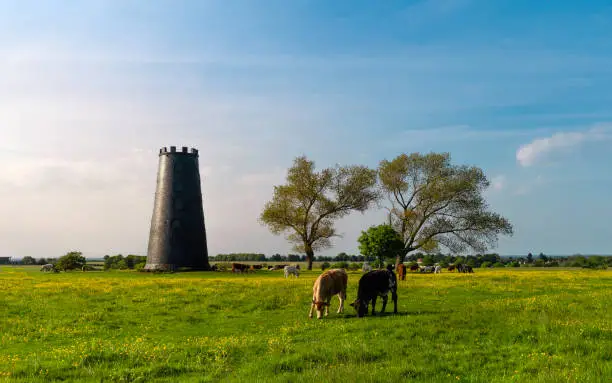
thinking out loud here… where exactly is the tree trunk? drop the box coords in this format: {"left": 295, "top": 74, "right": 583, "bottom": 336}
{"left": 395, "top": 254, "right": 403, "bottom": 268}
{"left": 396, "top": 249, "right": 410, "bottom": 268}
{"left": 305, "top": 245, "right": 315, "bottom": 270}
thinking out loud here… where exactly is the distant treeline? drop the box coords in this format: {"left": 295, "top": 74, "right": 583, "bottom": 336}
{"left": 212, "top": 252, "right": 610, "bottom": 269}
{"left": 8, "top": 252, "right": 611, "bottom": 270}
{"left": 407, "top": 252, "right": 611, "bottom": 269}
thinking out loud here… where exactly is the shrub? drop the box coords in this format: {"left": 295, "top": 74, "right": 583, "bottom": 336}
{"left": 134, "top": 262, "right": 146, "bottom": 271}
{"left": 330, "top": 262, "right": 348, "bottom": 269}
{"left": 481, "top": 261, "right": 492, "bottom": 268}
{"left": 546, "top": 261, "right": 560, "bottom": 267}
{"left": 321, "top": 262, "right": 331, "bottom": 271}
{"left": 509, "top": 261, "right": 520, "bottom": 267}
{"left": 492, "top": 262, "right": 505, "bottom": 268}
{"left": 348, "top": 262, "right": 361, "bottom": 271}
{"left": 56, "top": 251, "right": 86, "bottom": 271}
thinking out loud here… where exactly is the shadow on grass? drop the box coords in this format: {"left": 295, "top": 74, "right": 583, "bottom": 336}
{"left": 308, "top": 311, "right": 412, "bottom": 320}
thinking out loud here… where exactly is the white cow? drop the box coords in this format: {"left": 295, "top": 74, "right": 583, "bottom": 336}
{"left": 362, "top": 263, "right": 372, "bottom": 273}
{"left": 40, "top": 264, "right": 56, "bottom": 272}
{"left": 284, "top": 265, "right": 299, "bottom": 278}
{"left": 434, "top": 265, "right": 442, "bottom": 274}
{"left": 420, "top": 266, "right": 434, "bottom": 273}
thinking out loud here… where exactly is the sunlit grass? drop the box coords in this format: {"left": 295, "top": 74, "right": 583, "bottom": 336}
{"left": 0, "top": 266, "right": 610, "bottom": 382}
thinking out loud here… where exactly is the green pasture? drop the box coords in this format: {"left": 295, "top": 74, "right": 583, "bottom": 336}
{"left": 0, "top": 266, "right": 610, "bottom": 382}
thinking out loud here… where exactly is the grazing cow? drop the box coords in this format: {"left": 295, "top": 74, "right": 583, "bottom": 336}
{"left": 420, "top": 266, "right": 434, "bottom": 273}
{"left": 447, "top": 265, "right": 456, "bottom": 272}
{"left": 456, "top": 264, "right": 474, "bottom": 273}
{"left": 250, "top": 264, "right": 264, "bottom": 271}
{"left": 309, "top": 268, "right": 348, "bottom": 319}
{"left": 210, "top": 264, "right": 219, "bottom": 271}
{"left": 396, "top": 264, "right": 407, "bottom": 281}
{"left": 284, "top": 265, "right": 299, "bottom": 278}
{"left": 350, "top": 269, "right": 398, "bottom": 317}
{"left": 231, "top": 263, "right": 250, "bottom": 273}
{"left": 40, "top": 264, "right": 57, "bottom": 273}
{"left": 409, "top": 264, "right": 420, "bottom": 272}
{"left": 434, "top": 265, "right": 442, "bottom": 274}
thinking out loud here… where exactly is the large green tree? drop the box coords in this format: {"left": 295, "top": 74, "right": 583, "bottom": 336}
{"left": 357, "top": 224, "right": 404, "bottom": 268}
{"left": 379, "top": 152, "right": 513, "bottom": 266}
{"left": 56, "top": 251, "right": 86, "bottom": 271}
{"left": 260, "top": 155, "right": 379, "bottom": 270}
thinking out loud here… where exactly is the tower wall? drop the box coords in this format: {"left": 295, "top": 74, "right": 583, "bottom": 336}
{"left": 144, "top": 146, "right": 210, "bottom": 271}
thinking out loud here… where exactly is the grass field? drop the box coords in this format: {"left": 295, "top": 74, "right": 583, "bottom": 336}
{"left": 0, "top": 266, "right": 610, "bottom": 382}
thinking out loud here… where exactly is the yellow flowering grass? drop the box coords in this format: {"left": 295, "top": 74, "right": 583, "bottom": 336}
{"left": 0, "top": 266, "right": 610, "bottom": 382}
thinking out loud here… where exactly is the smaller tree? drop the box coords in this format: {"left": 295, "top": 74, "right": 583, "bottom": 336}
{"left": 56, "top": 251, "right": 86, "bottom": 271}
{"left": 357, "top": 225, "right": 404, "bottom": 269}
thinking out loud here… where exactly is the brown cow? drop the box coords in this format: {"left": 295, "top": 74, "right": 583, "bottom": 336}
{"left": 447, "top": 265, "right": 456, "bottom": 272}
{"left": 409, "top": 264, "right": 420, "bottom": 272}
{"left": 250, "top": 264, "right": 264, "bottom": 271}
{"left": 309, "top": 269, "right": 348, "bottom": 319}
{"left": 231, "top": 263, "right": 250, "bottom": 273}
{"left": 396, "top": 264, "right": 407, "bottom": 281}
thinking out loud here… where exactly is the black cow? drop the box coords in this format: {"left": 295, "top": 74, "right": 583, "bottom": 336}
{"left": 350, "top": 269, "right": 398, "bottom": 317}
{"left": 456, "top": 264, "right": 474, "bottom": 273}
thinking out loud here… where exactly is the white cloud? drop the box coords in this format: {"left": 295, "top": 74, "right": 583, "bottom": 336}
{"left": 516, "top": 124, "right": 612, "bottom": 167}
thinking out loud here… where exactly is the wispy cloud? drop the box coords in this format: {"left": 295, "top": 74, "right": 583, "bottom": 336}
{"left": 516, "top": 123, "right": 612, "bottom": 167}
{"left": 513, "top": 175, "right": 546, "bottom": 196}
{"left": 490, "top": 175, "right": 506, "bottom": 191}
{"left": 398, "top": 125, "right": 553, "bottom": 143}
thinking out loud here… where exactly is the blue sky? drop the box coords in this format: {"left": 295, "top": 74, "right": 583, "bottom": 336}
{"left": 1, "top": 0, "right": 611, "bottom": 258}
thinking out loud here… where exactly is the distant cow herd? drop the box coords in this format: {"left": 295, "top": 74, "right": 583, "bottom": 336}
{"left": 214, "top": 263, "right": 302, "bottom": 276}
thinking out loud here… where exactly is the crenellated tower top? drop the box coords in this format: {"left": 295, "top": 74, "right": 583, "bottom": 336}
{"left": 159, "top": 146, "right": 199, "bottom": 156}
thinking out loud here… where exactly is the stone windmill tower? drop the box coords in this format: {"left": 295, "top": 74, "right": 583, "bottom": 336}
{"left": 144, "top": 146, "right": 211, "bottom": 271}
